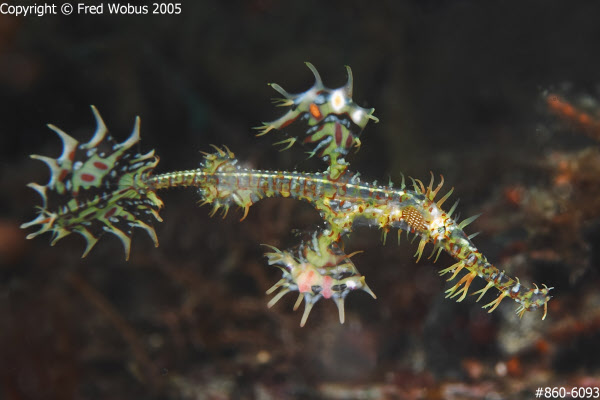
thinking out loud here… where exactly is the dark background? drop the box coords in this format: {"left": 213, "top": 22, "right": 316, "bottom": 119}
{"left": 1, "top": 1, "right": 600, "bottom": 399}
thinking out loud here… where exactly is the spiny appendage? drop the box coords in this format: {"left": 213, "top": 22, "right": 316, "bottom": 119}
{"left": 400, "top": 172, "right": 456, "bottom": 264}
{"left": 194, "top": 146, "right": 257, "bottom": 221}
{"left": 21, "top": 105, "right": 163, "bottom": 260}
{"left": 393, "top": 173, "right": 553, "bottom": 319}
{"left": 439, "top": 261, "right": 553, "bottom": 320}
{"left": 254, "top": 62, "right": 378, "bottom": 179}
{"left": 264, "top": 232, "right": 376, "bottom": 327}
{"left": 149, "top": 144, "right": 247, "bottom": 221}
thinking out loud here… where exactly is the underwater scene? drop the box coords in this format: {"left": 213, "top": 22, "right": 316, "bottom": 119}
{"left": 2, "top": 1, "right": 600, "bottom": 399}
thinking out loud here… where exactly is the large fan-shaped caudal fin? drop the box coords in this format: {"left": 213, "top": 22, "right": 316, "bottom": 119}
{"left": 21, "top": 106, "right": 163, "bottom": 260}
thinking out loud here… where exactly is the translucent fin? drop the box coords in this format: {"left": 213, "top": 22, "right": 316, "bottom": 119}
{"left": 447, "top": 200, "right": 460, "bottom": 217}
{"left": 458, "top": 213, "right": 482, "bottom": 230}
{"left": 437, "top": 187, "right": 454, "bottom": 208}
{"left": 467, "top": 232, "right": 481, "bottom": 240}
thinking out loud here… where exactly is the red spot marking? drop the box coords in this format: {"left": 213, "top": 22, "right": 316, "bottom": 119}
{"left": 81, "top": 173, "right": 95, "bottom": 182}
{"left": 322, "top": 276, "right": 333, "bottom": 299}
{"left": 345, "top": 134, "right": 354, "bottom": 149}
{"left": 93, "top": 161, "right": 108, "bottom": 170}
{"left": 309, "top": 103, "right": 322, "bottom": 119}
{"left": 280, "top": 115, "right": 300, "bottom": 128}
{"left": 298, "top": 270, "right": 315, "bottom": 293}
{"left": 303, "top": 125, "right": 325, "bottom": 144}
{"left": 335, "top": 122, "right": 343, "bottom": 146}
{"left": 105, "top": 207, "right": 117, "bottom": 218}
{"left": 69, "top": 150, "right": 76, "bottom": 161}
{"left": 59, "top": 169, "right": 69, "bottom": 181}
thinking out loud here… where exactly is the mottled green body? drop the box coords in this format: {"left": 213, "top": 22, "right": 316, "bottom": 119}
{"left": 21, "top": 106, "right": 162, "bottom": 259}
{"left": 23, "top": 64, "right": 552, "bottom": 326}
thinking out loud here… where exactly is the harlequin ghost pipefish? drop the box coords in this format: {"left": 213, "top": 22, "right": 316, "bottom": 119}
{"left": 22, "top": 63, "right": 552, "bottom": 326}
